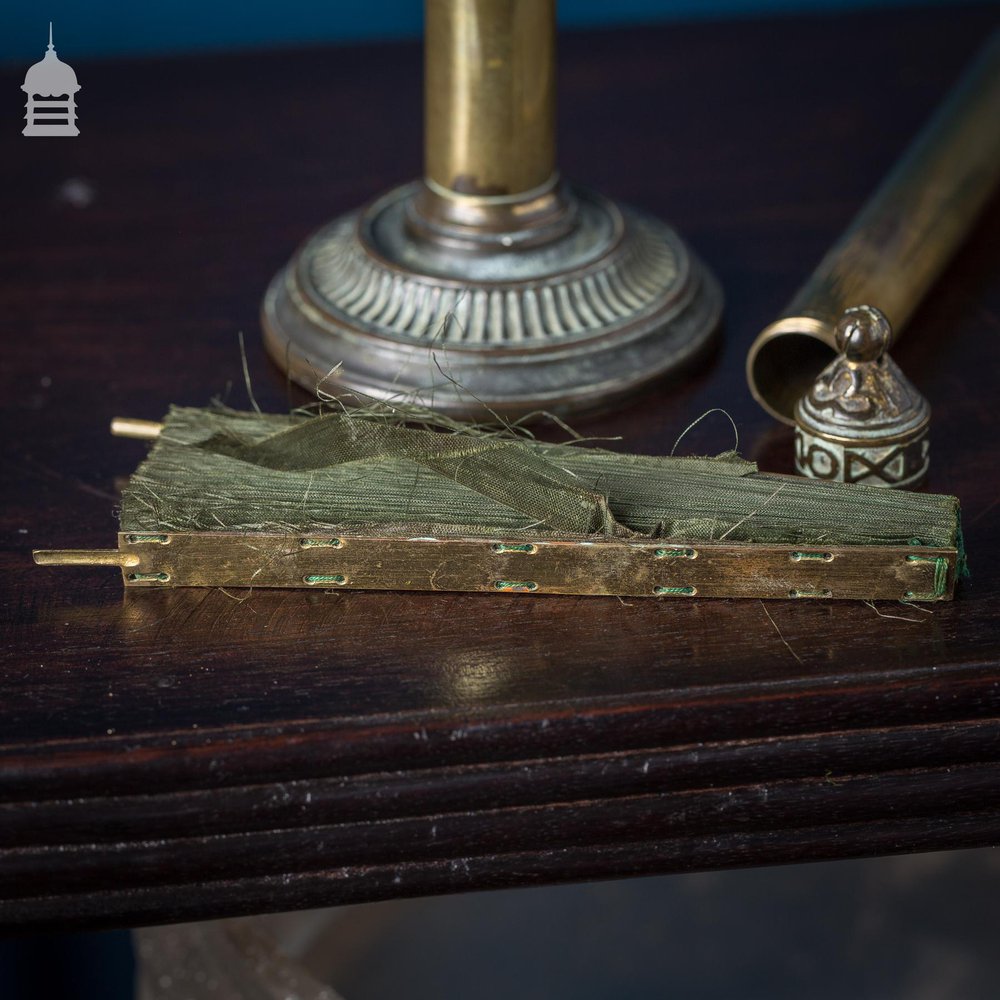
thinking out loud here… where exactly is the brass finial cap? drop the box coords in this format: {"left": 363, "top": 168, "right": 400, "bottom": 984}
{"left": 794, "top": 305, "right": 930, "bottom": 487}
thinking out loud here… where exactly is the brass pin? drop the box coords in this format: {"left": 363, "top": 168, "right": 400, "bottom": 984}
{"left": 110, "top": 417, "right": 163, "bottom": 440}
{"left": 33, "top": 549, "right": 140, "bottom": 568}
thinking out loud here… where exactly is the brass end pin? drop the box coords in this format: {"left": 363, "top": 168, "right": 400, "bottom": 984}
{"left": 110, "top": 417, "right": 163, "bottom": 440}
{"left": 33, "top": 550, "right": 140, "bottom": 568}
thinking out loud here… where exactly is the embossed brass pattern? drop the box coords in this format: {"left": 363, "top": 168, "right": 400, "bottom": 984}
{"left": 794, "top": 306, "right": 931, "bottom": 488}
{"left": 303, "top": 187, "right": 680, "bottom": 346}
{"left": 33, "top": 534, "right": 957, "bottom": 601}
{"left": 747, "top": 31, "right": 1000, "bottom": 424}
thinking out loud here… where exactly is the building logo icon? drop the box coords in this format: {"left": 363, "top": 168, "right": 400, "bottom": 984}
{"left": 22, "top": 23, "right": 80, "bottom": 137}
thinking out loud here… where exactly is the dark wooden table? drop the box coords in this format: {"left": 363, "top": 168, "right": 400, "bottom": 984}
{"left": 2, "top": 5, "right": 999, "bottom": 934}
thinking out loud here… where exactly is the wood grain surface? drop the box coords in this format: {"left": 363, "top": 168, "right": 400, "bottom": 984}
{"left": 1, "top": 5, "right": 999, "bottom": 932}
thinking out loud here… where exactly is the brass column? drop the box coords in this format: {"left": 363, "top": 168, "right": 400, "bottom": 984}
{"left": 262, "top": 0, "right": 722, "bottom": 418}
{"left": 411, "top": 0, "right": 572, "bottom": 247}
{"left": 424, "top": 0, "right": 555, "bottom": 197}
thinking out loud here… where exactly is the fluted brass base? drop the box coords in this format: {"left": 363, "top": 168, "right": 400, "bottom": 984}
{"left": 262, "top": 180, "right": 721, "bottom": 419}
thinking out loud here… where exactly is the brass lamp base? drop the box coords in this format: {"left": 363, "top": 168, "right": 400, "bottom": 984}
{"left": 262, "top": 179, "right": 722, "bottom": 418}
{"left": 263, "top": 0, "right": 722, "bottom": 418}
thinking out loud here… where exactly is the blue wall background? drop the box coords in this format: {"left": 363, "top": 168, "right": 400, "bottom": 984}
{"left": 2, "top": 0, "right": 964, "bottom": 64}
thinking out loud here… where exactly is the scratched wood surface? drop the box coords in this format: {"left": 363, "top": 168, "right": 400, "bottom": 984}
{"left": 1, "top": 5, "right": 999, "bottom": 932}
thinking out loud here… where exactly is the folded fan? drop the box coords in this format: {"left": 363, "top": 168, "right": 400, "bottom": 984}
{"left": 34, "top": 404, "right": 963, "bottom": 601}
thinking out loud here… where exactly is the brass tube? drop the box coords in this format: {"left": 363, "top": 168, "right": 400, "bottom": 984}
{"left": 747, "top": 32, "right": 1000, "bottom": 425}
{"left": 424, "top": 0, "right": 556, "bottom": 197}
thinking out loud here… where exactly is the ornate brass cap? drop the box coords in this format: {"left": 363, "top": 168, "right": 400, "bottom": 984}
{"left": 794, "top": 305, "right": 930, "bottom": 487}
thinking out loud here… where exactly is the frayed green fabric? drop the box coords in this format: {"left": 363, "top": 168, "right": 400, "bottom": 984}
{"left": 120, "top": 404, "right": 962, "bottom": 550}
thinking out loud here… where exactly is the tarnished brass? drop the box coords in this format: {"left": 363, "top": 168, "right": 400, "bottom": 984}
{"left": 32, "top": 532, "right": 957, "bottom": 601}
{"left": 747, "top": 31, "right": 1000, "bottom": 424}
{"left": 262, "top": 0, "right": 722, "bottom": 418}
{"left": 794, "top": 306, "right": 930, "bottom": 488}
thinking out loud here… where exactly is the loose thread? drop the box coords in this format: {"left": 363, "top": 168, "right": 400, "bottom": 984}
{"left": 238, "top": 330, "right": 262, "bottom": 415}
{"left": 717, "top": 484, "right": 787, "bottom": 541}
{"left": 670, "top": 408, "right": 739, "bottom": 456}
{"left": 760, "top": 601, "right": 803, "bottom": 665}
